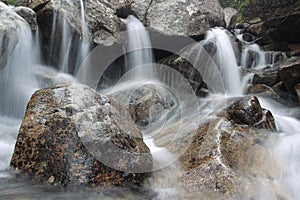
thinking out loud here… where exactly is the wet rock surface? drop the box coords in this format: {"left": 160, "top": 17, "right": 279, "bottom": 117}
{"left": 10, "top": 83, "right": 152, "bottom": 187}
{"left": 279, "top": 60, "right": 300, "bottom": 96}
{"left": 13, "top": 6, "right": 38, "bottom": 31}
{"left": 17, "top": 0, "right": 225, "bottom": 47}
{"left": 252, "top": 68, "right": 280, "bottom": 87}
{"left": 155, "top": 96, "right": 278, "bottom": 199}
{"left": 242, "top": 1, "right": 300, "bottom": 45}
{"left": 128, "top": 85, "right": 175, "bottom": 127}
{"left": 226, "top": 96, "right": 276, "bottom": 131}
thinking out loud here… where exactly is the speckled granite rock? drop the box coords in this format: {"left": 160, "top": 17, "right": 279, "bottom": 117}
{"left": 10, "top": 83, "right": 152, "bottom": 187}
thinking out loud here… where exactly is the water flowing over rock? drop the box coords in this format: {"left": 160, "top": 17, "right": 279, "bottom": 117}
{"left": 17, "top": 0, "right": 225, "bottom": 48}
{"left": 0, "top": 2, "right": 39, "bottom": 118}
{"left": 10, "top": 83, "right": 152, "bottom": 187}
{"left": 159, "top": 96, "right": 278, "bottom": 198}
{"left": 13, "top": 6, "right": 38, "bottom": 31}
{"left": 295, "top": 84, "right": 300, "bottom": 102}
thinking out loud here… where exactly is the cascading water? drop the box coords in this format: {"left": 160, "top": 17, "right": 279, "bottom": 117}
{"left": 257, "top": 98, "right": 300, "bottom": 199}
{"left": 241, "top": 43, "right": 266, "bottom": 69}
{"left": 122, "top": 15, "right": 155, "bottom": 80}
{"left": 48, "top": 0, "right": 89, "bottom": 74}
{"left": 0, "top": 2, "right": 40, "bottom": 173}
{"left": 201, "top": 28, "right": 242, "bottom": 95}
{"left": 0, "top": 3, "right": 39, "bottom": 119}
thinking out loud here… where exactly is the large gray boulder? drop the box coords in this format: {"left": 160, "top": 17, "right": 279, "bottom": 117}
{"left": 10, "top": 83, "right": 152, "bottom": 187}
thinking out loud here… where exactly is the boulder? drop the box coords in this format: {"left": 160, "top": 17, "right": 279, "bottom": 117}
{"left": 154, "top": 96, "right": 278, "bottom": 198}
{"left": 279, "top": 60, "right": 300, "bottom": 96}
{"left": 248, "top": 84, "right": 281, "bottom": 100}
{"left": 146, "top": 0, "right": 225, "bottom": 37}
{"left": 252, "top": 68, "right": 280, "bottom": 87}
{"left": 128, "top": 84, "right": 175, "bottom": 127}
{"left": 226, "top": 96, "right": 276, "bottom": 131}
{"left": 13, "top": 6, "right": 38, "bottom": 31}
{"left": 10, "top": 83, "right": 152, "bottom": 187}
{"left": 223, "top": 7, "right": 238, "bottom": 30}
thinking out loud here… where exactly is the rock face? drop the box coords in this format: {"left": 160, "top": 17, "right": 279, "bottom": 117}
{"left": 16, "top": 0, "right": 225, "bottom": 45}
{"left": 252, "top": 67, "right": 280, "bottom": 87}
{"left": 242, "top": 1, "right": 300, "bottom": 45}
{"left": 146, "top": 0, "right": 225, "bottom": 36}
{"left": 10, "top": 83, "right": 152, "bottom": 187}
{"left": 159, "top": 44, "right": 209, "bottom": 97}
{"left": 279, "top": 60, "right": 300, "bottom": 96}
{"left": 156, "top": 96, "right": 277, "bottom": 198}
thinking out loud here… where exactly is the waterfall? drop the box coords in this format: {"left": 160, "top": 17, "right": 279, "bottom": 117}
{"left": 48, "top": 0, "right": 89, "bottom": 74}
{"left": 123, "top": 15, "right": 155, "bottom": 80}
{"left": 0, "top": 2, "right": 40, "bottom": 171}
{"left": 202, "top": 28, "right": 242, "bottom": 95}
{"left": 241, "top": 43, "right": 266, "bottom": 69}
{"left": 258, "top": 98, "right": 300, "bottom": 199}
{"left": 0, "top": 3, "right": 39, "bottom": 118}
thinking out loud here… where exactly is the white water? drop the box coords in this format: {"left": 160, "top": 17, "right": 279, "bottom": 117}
{"left": 123, "top": 15, "right": 155, "bottom": 80}
{"left": 0, "top": 3, "right": 39, "bottom": 118}
{"left": 202, "top": 28, "right": 242, "bottom": 95}
{"left": 48, "top": 0, "right": 89, "bottom": 74}
{"left": 257, "top": 98, "right": 300, "bottom": 199}
{"left": 241, "top": 43, "right": 266, "bottom": 69}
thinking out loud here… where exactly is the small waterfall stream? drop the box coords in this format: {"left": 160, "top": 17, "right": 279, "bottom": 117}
{"left": 202, "top": 28, "right": 242, "bottom": 95}
{"left": 122, "top": 15, "right": 155, "bottom": 80}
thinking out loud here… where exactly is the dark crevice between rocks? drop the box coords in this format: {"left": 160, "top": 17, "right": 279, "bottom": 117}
{"left": 32, "top": 0, "right": 50, "bottom": 13}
